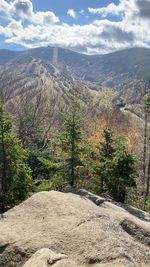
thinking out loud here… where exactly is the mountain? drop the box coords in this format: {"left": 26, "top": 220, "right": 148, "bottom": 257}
{"left": 0, "top": 49, "right": 21, "bottom": 64}
{"left": 0, "top": 47, "right": 99, "bottom": 110}
{"left": 1, "top": 47, "right": 150, "bottom": 82}
{"left": 0, "top": 190, "right": 150, "bottom": 267}
{"left": 0, "top": 46, "right": 150, "bottom": 104}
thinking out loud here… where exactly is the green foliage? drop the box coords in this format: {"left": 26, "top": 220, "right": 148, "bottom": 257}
{"left": 91, "top": 130, "right": 136, "bottom": 202}
{"left": 28, "top": 150, "right": 58, "bottom": 181}
{"left": 108, "top": 138, "right": 136, "bottom": 202}
{"left": 35, "top": 180, "right": 54, "bottom": 192}
{"left": 58, "top": 105, "right": 83, "bottom": 187}
{"left": 35, "top": 175, "right": 66, "bottom": 192}
{"left": 144, "top": 196, "right": 150, "bottom": 213}
{"left": 0, "top": 104, "right": 32, "bottom": 211}
{"left": 91, "top": 130, "right": 115, "bottom": 195}
{"left": 127, "top": 188, "right": 150, "bottom": 213}
{"left": 112, "top": 97, "right": 126, "bottom": 109}
{"left": 143, "top": 94, "right": 150, "bottom": 114}
{"left": 142, "top": 94, "right": 150, "bottom": 205}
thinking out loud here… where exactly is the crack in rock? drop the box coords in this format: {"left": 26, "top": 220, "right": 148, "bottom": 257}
{"left": 0, "top": 244, "right": 9, "bottom": 254}
{"left": 75, "top": 215, "right": 109, "bottom": 228}
{"left": 120, "top": 219, "right": 150, "bottom": 246}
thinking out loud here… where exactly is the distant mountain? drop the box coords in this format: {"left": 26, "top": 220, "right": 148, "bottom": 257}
{"left": 1, "top": 46, "right": 150, "bottom": 80}
{"left": 0, "top": 47, "right": 97, "bottom": 108}
{"left": 0, "top": 49, "right": 21, "bottom": 64}
{"left": 0, "top": 46, "right": 150, "bottom": 104}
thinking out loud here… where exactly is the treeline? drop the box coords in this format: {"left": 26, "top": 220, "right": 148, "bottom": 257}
{"left": 1, "top": 101, "right": 149, "bottom": 213}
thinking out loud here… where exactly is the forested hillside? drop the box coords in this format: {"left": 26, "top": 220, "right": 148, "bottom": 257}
{"left": 0, "top": 46, "right": 150, "bottom": 212}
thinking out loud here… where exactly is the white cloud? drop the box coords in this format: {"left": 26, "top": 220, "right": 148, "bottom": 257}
{"left": 13, "top": 0, "right": 33, "bottom": 19}
{"left": 0, "top": 0, "right": 150, "bottom": 54}
{"left": 0, "top": 0, "right": 59, "bottom": 24}
{"left": 79, "top": 9, "right": 85, "bottom": 15}
{"left": 0, "top": 0, "right": 11, "bottom": 13}
{"left": 32, "top": 11, "right": 59, "bottom": 25}
{"left": 88, "top": 0, "right": 150, "bottom": 20}
{"left": 3, "top": 20, "right": 146, "bottom": 55}
{"left": 88, "top": 2, "right": 124, "bottom": 17}
{"left": 67, "top": 9, "right": 77, "bottom": 19}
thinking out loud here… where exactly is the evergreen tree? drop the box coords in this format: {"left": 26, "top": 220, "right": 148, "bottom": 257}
{"left": 58, "top": 106, "right": 82, "bottom": 187}
{"left": 109, "top": 137, "right": 136, "bottom": 202}
{"left": 91, "top": 130, "right": 136, "bottom": 202}
{"left": 143, "top": 95, "right": 150, "bottom": 207}
{"left": 0, "top": 104, "right": 32, "bottom": 212}
{"left": 28, "top": 150, "right": 58, "bottom": 181}
{"left": 91, "top": 130, "right": 115, "bottom": 194}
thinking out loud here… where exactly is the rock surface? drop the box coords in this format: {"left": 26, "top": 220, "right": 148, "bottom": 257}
{"left": 22, "top": 248, "right": 79, "bottom": 267}
{"left": 0, "top": 190, "right": 150, "bottom": 267}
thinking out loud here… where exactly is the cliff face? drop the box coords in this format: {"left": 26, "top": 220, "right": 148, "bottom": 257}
{"left": 0, "top": 190, "right": 150, "bottom": 267}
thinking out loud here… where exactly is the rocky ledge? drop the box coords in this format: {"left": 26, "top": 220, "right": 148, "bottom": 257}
{"left": 0, "top": 190, "right": 150, "bottom": 267}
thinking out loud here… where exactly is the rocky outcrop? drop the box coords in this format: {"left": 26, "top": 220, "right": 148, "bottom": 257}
{"left": 0, "top": 190, "right": 150, "bottom": 267}
{"left": 22, "top": 248, "right": 79, "bottom": 267}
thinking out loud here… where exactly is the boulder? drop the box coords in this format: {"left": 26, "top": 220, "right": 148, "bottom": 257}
{"left": 0, "top": 190, "right": 150, "bottom": 267}
{"left": 22, "top": 248, "right": 79, "bottom": 267}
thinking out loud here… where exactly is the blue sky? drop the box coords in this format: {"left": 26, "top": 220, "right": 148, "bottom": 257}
{"left": 0, "top": 0, "right": 150, "bottom": 54}
{"left": 32, "top": 0, "right": 118, "bottom": 22}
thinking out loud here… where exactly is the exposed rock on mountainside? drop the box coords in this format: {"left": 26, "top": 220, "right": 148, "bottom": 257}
{"left": 0, "top": 190, "right": 150, "bottom": 267}
{"left": 1, "top": 47, "right": 150, "bottom": 104}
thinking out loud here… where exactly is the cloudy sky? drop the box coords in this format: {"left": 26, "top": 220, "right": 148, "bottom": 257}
{"left": 0, "top": 0, "right": 150, "bottom": 54}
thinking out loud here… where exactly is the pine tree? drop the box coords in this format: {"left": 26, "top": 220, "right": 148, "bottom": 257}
{"left": 27, "top": 150, "right": 58, "bottom": 181}
{"left": 91, "top": 130, "right": 115, "bottom": 194}
{"left": 143, "top": 95, "right": 150, "bottom": 206}
{"left": 58, "top": 105, "right": 82, "bottom": 187}
{"left": 0, "top": 104, "right": 32, "bottom": 212}
{"left": 110, "top": 137, "right": 136, "bottom": 202}
{"left": 91, "top": 130, "right": 136, "bottom": 202}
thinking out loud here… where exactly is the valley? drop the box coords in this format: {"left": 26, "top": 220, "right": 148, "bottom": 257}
{"left": 0, "top": 46, "right": 149, "bottom": 211}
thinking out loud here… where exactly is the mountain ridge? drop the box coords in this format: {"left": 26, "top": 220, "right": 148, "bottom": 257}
{"left": 1, "top": 46, "right": 150, "bottom": 83}
{"left": 0, "top": 46, "right": 150, "bottom": 106}
{"left": 1, "top": 46, "right": 150, "bottom": 58}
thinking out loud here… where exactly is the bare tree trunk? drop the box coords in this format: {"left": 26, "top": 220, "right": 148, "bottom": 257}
{"left": 70, "top": 114, "right": 75, "bottom": 187}
{"left": 0, "top": 120, "right": 7, "bottom": 213}
{"left": 143, "top": 112, "right": 148, "bottom": 183}
{"left": 144, "top": 134, "right": 150, "bottom": 209}
{"left": 145, "top": 155, "right": 150, "bottom": 200}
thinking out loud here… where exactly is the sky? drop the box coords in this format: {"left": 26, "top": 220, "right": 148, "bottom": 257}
{"left": 0, "top": 0, "right": 150, "bottom": 54}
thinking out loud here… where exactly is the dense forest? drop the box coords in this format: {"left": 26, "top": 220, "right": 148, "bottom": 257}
{"left": 0, "top": 47, "right": 150, "bottom": 214}
{"left": 0, "top": 0, "right": 150, "bottom": 265}
{"left": 0, "top": 87, "right": 150, "bottom": 213}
